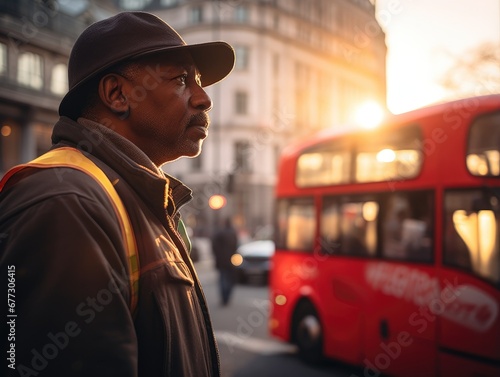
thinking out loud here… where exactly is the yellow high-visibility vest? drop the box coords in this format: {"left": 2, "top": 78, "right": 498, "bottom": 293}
{"left": 0, "top": 147, "right": 140, "bottom": 315}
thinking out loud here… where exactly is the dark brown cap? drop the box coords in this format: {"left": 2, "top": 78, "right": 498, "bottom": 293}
{"left": 59, "top": 11, "right": 235, "bottom": 118}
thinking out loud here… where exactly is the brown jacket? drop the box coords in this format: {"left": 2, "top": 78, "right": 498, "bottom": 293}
{"left": 0, "top": 117, "right": 220, "bottom": 376}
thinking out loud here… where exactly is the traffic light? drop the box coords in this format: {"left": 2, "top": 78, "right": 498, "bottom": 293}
{"left": 208, "top": 194, "right": 226, "bottom": 210}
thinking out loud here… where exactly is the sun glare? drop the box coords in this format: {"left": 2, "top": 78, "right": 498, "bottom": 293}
{"left": 353, "top": 101, "right": 386, "bottom": 129}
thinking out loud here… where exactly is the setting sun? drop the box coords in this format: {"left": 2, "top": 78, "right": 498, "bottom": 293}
{"left": 352, "top": 101, "right": 386, "bottom": 129}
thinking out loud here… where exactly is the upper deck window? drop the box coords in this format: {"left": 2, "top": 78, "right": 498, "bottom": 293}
{"left": 297, "top": 147, "right": 351, "bottom": 187}
{"left": 355, "top": 124, "right": 423, "bottom": 183}
{"left": 467, "top": 111, "right": 500, "bottom": 177}
{"left": 296, "top": 124, "right": 423, "bottom": 187}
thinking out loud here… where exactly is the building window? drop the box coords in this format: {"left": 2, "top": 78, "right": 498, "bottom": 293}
{"left": 297, "top": 23, "right": 311, "bottom": 43}
{"left": 295, "top": 62, "right": 310, "bottom": 127}
{"left": 235, "top": 141, "right": 252, "bottom": 173}
{"left": 120, "top": 0, "right": 153, "bottom": 10}
{"left": 0, "top": 43, "right": 7, "bottom": 76}
{"left": 273, "top": 14, "right": 279, "bottom": 30}
{"left": 160, "top": 0, "right": 178, "bottom": 6}
{"left": 235, "top": 5, "right": 249, "bottom": 23}
{"left": 235, "top": 91, "right": 248, "bottom": 115}
{"left": 17, "top": 52, "right": 43, "bottom": 90}
{"left": 50, "top": 63, "right": 68, "bottom": 95}
{"left": 189, "top": 6, "right": 203, "bottom": 24}
{"left": 234, "top": 46, "right": 249, "bottom": 70}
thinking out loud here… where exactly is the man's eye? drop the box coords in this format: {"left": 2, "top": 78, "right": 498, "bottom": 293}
{"left": 177, "top": 74, "right": 187, "bottom": 84}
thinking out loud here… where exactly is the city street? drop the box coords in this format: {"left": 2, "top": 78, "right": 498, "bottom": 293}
{"left": 0, "top": 2, "right": 497, "bottom": 377}
{"left": 194, "top": 241, "right": 365, "bottom": 377}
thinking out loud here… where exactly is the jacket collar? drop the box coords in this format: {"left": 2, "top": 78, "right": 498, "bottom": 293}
{"left": 51, "top": 116, "right": 193, "bottom": 215}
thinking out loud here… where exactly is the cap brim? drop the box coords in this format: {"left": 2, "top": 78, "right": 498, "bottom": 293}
{"left": 188, "top": 42, "right": 236, "bottom": 87}
{"left": 59, "top": 41, "right": 235, "bottom": 119}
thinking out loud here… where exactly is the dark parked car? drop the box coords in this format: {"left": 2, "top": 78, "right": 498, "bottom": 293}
{"left": 231, "top": 240, "right": 275, "bottom": 284}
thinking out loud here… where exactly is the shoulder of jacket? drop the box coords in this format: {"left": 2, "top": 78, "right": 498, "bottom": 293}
{"left": 0, "top": 167, "right": 115, "bottom": 215}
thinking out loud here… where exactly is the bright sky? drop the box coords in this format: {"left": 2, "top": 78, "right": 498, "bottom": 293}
{"left": 375, "top": 0, "right": 500, "bottom": 114}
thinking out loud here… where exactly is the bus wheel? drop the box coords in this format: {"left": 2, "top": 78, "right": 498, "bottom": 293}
{"left": 294, "top": 302, "right": 323, "bottom": 364}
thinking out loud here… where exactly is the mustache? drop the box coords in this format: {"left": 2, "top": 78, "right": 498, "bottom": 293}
{"left": 187, "top": 112, "right": 210, "bottom": 128}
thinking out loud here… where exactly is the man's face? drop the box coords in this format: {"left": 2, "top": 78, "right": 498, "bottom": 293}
{"left": 120, "top": 51, "right": 213, "bottom": 165}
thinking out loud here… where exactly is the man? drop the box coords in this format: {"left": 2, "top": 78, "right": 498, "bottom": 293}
{"left": 211, "top": 218, "right": 239, "bottom": 306}
{"left": 0, "top": 12, "right": 234, "bottom": 377}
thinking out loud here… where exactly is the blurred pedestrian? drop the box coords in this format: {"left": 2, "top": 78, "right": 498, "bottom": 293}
{"left": 0, "top": 12, "right": 234, "bottom": 377}
{"left": 211, "top": 218, "right": 239, "bottom": 306}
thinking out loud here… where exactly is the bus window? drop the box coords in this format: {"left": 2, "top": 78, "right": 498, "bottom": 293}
{"left": 320, "top": 198, "right": 340, "bottom": 254}
{"left": 467, "top": 111, "right": 500, "bottom": 176}
{"left": 355, "top": 124, "right": 423, "bottom": 183}
{"left": 296, "top": 139, "right": 352, "bottom": 187}
{"left": 338, "top": 199, "right": 378, "bottom": 256}
{"left": 381, "top": 191, "right": 433, "bottom": 262}
{"left": 444, "top": 189, "right": 500, "bottom": 285}
{"left": 276, "top": 198, "right": 315, "bottom": 252}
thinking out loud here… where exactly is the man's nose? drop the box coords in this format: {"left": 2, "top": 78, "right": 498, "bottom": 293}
{"left": 191, "top": 85, "right": 213, "bottom": 112}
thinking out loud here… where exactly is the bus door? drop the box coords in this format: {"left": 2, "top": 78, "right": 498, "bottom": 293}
{"left": 361, "top": 190, "right": 437, "bottom": 377}
{"left": 320, "top": 196, "right": 370, "bottom": 363}
{"left": 440, "top": 188, "right": 500, "bottom": 377}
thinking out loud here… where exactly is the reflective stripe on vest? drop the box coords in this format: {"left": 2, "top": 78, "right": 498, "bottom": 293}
{"left": 0, "top": 147, "right": 140, "bottom": 316}
{"left": 176, "top": 217, "right": 192, "bottom": 253}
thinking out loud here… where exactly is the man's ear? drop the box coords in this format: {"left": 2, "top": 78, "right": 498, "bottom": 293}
{"left": 98, "top": 74, "right": 130, "bottom": 116}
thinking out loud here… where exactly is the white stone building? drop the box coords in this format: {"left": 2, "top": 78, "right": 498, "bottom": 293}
{"left": 135, "top": 0, "right": 387, "bottom": 237}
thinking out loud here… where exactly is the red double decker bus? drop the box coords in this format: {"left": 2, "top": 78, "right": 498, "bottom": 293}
{"left": 269, "top": 95, "right": 500, "bottom": 377}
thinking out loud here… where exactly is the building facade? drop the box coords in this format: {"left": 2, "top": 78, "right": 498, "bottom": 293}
{"left": 0, "top": 0, "right": 386, "bottom": 240}
{"left": 120, "top": 0, "right": 387, "bottom": 238}
{"left": 0, "top": 0, "right": 117, "bottom": 174}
